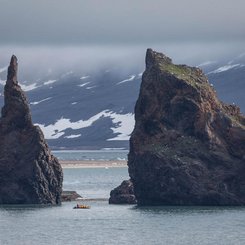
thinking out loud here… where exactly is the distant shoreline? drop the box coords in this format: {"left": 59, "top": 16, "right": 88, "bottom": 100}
{"left": 60, "top": 160, "right": 127, "bottom": 168}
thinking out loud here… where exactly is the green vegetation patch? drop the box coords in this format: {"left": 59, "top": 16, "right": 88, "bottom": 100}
{"left": 158, "top": 62, "right": 210, "bottom": 90}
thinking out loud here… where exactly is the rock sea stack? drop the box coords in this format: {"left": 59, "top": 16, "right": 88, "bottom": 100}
{"left": 109, "top": 180, "right": 136, "bottom": 204}
{"left": 126, "top": 49, "right": 245, "bottom": 205}
{"left": 0, "top": 56, "right": 63, "bottom": 204}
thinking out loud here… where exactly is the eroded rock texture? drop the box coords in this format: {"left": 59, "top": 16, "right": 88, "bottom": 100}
{"left": 0, "top": 56, "right": 63, "bottom": 204}
{"left": 128, "top": 49, "right": 245, "bottom": 205}
{"left": 109, "top": 180, "right": 136, "bottom": 204}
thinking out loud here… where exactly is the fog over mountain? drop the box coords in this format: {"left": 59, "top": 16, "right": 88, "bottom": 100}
{"left": 0, "top": 44, "right": 244, "bottom": 80}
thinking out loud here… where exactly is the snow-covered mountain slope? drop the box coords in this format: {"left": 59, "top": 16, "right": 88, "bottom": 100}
{"left": 0, "top": 68, "right": 142, "bottom": 149}
{"left": 0, "top": 54, "right": 244, "bottom": 149}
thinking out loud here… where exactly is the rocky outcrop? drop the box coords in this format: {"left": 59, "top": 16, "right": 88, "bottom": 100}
{"left": 109, "top": 180, "right": 136, "bottom": 204}
{"left": 127, "top": 49, "right": 245, "bottom": 205}
{"left": 0, "top": 56, "right": 63, "bottom": 205}
{"left": 61, "top": 191, "right": 81, "bottom": 202}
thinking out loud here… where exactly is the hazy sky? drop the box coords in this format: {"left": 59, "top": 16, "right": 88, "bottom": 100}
{"left": 0, "top": 0, "right": 244, "bottom": 71}
{"left": 0, "top": 0, "right": 244, "bottom": 45}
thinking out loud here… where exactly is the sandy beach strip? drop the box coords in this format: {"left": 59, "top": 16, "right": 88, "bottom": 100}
{"left": 60, "top": 160, "right": 127, "bottom": 168}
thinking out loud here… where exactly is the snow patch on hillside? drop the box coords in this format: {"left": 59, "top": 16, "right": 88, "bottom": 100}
{"left": 107, "top": 112, "right": 135, "bottom": 141}
{"left": 86, "top": 86, "right": 97, "bottom": 90}
{"left": 117, "top": 75, "right": 136, "bottom": 85}
{"left": 208, "top": 64, "right": 241, "bottom": 74}
{"left": 78, "top": 82, "right": 90, "bottom": 87}
{"left": 19, "top": 82, "right": 40, "bottom": 91}
{"left": 64, "top": 134, "right": 81, "bottom": 139}
{"left": 197, "top": 61, "right": 216, "bottom": 67}
{"left": 36, "top": 110, "right": 135, "bottom": 140}
{"left": 30, "top": 97, "right": 51, "bottom": 105}
{"left": 80, "top": 76, "right": 90, "bottom": 80}
{"left": 44, "top": 80, "right": 57, "bottom": 85}
{"left": 0, "top": 79, "right": 39, "bottom": 91}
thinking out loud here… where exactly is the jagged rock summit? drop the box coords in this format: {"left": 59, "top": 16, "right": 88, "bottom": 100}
{"left": 126, "top": 49, "right": 245, "bottom": 205}
{"left": 0, "top": 56, "right": 63, "bottom": 204}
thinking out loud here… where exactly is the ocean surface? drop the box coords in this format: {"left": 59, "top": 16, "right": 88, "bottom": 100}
{"left": 1, "top": 151, "right": 245, "bottom": 245}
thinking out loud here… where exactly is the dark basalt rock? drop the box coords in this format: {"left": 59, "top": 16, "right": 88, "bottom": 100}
{"left": 109, "top": 180, "right": 136, "bottom": 204}
{"left": 0, "top": 56, "right": 63, "bottom": 205}
{"left": 127, "top": 49, "right": 245, "bottom": 205}
{"left": 61, "top": 191, "right": 82, "bottom": 202}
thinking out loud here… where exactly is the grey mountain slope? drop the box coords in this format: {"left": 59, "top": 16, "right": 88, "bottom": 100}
{"left": 207, "top": 67, "right": 245, "bottom": 111}
{"left": 201, "top": 54, "right": 245, "bottom": 112}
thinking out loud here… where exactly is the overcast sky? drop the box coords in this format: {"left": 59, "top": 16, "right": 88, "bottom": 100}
{"left": 0, "top": 0, "right": 244, "bottom": 45}
{"left": 0, "top": 0, "right": 244, "bottom": 70}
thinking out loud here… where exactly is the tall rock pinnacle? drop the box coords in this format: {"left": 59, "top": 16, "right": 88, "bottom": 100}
{"left": 0, "top": 56, "right": 63, "bottom": 204}
{"left": 1, "top": 55, "right": 32, "bottom": 130}
{"left": 115, "top": 49, "right": 245, "bottom": 205}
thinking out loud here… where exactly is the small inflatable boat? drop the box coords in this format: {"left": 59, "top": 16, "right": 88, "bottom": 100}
{"left": 73, "top": 204, "right": 90, "bottom": 209}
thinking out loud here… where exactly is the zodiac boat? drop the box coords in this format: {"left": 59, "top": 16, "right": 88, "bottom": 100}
{"left": 73, "top": 204, "right": 90, "bottom": 209}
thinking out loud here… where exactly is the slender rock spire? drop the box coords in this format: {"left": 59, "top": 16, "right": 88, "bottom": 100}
{"left": 1, "top": 55, "right": 31, "bottom": 129}
{"left": 0, "top": 56, "right": 63, "bottom": 205}
{"left": 7, "top": 55, "right": 18, "bottom": 83}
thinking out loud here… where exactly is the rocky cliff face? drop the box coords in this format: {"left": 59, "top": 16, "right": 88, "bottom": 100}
{"left": 0, "top": 56, "right": 63, "bottom": 204}
{"left": 128, "top": 49, "right": 245, "bottom": 205}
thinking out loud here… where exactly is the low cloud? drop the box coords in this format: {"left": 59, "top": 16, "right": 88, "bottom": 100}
{"left": 0, "top": 42, "right": 244, "bottom": 83}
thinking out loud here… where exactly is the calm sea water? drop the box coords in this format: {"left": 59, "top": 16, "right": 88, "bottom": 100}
{"left": 63, "top": 167, "right": 129, "bottom": 198}
{"left": 1, "top": 152, "right": 245, "bottom": 245}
